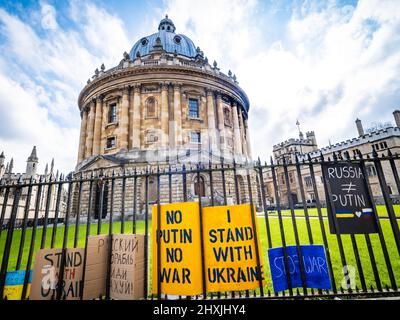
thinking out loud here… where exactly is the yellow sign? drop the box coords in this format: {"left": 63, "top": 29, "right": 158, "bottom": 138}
{"left": 3, "top": 284, "right": 31, "bottom": 300}
{"left": 2, "top": 270, "right": 32, "bottom": 300}
{"left": 152, "top": 202, "right": 203, "bottom": 296}
{"left": 203, "top": 204, "right": 265, "bottom": 292}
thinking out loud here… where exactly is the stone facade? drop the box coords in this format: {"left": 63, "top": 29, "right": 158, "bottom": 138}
{"left": 0, "top": 147, "right": 68, "bottom": 223}
{"left": 267, "top": 111, "right": 400, "bottom": 207}
{"left": 73, "top": 17, "right": 257, "bottom": 218}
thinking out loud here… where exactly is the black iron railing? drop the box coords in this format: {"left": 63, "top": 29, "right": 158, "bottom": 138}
{"left": 0, "top": 149, "right": 399, "bottom": 300}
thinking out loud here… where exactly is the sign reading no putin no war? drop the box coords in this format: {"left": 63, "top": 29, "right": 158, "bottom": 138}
{"left": 152, "top": 202, "right": 264, "bottom": 295}
{"left": 322, "top": 162, "right": 379, "bottom": 234}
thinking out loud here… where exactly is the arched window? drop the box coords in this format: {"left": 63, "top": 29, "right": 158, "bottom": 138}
{"left": 224, "top": 107, "right": 231, "bottom": 126}
{"left": 146, "top": 97, "right": 157, "bottom": 118}
{"left": 108, "top": 103, "right": 117, "bottom": 123}
{"left": 194, "top": 176, "right": 205, "bottom": 197}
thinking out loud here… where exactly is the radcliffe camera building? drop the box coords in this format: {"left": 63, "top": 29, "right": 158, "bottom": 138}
{"left": 74, "top": 16, "right": 256, "bottom": 216}
{"left": 270, "top": 110, "right": 400, "bottom": 207}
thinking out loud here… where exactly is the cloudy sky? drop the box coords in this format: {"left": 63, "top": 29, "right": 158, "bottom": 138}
{"left": 0, "top": 0, "right": 399, "bottom": 174}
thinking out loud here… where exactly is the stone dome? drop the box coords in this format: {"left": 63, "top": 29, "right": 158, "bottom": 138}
{"left": 129, "top": 15, "right": 198, "bottom": 59}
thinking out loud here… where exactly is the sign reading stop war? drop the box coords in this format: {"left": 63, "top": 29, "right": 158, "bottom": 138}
{"left": 203, "top": 204, "right": 265, "bottom": 292}
{"left": 30, "top": 248, "right": 84, "bottom": 300}
{"left": 322, "top": 162, "right": 379, "bottom": 234}
{"left": 152, "top": 202, "right": 203, "bottom": 296}
{"left": 268, "top": 245, "right": 331, "bottom": 292}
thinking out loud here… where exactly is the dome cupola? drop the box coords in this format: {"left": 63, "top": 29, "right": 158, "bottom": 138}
{"left": 158, "top": 14, "right": 176, "bottom": 33}
{"left": 129, "top": 15, "right": 198, "bottom": 59}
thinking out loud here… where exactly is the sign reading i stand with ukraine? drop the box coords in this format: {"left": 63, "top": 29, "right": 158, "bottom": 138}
{"left": 322, "top": 162, "right": 379, "bottom": 234}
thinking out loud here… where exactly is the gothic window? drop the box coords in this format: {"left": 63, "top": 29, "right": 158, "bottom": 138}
{"left": 304, "top": 176, "right": 313, "bottom": 188}
{"left": 146, "top": 97, "right": 157, "bottom": 118}
{"left": 224, "top": 107, "right": 231, "bottom": 126}
{"left": 146, "top": 130, "right": 158, "bottom": 144}
{"left": 189, "top": 99, "right": 199, "bottom": 118}
{"left": 194, "top": 176, "right": 205, "bottom": 197}
{"left": 106, "top": 137, "right": 116, "bottom": 149}
{"left": 108, "top": 103, "right": 117, "bottom": 123}
{"left": 190, "top": 132, "right": 201, "bottom": 143}
{"left": 366, "top": 165, "right": 377, "bottom": 177}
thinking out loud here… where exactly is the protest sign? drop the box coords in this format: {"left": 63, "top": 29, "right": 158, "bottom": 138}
{"left": 3, "top": 270, "right": 32, "bottom": 300}
{"left": 268, "top": 245, "right": 331, "bottom": 292}
{"left": 202, "top": 204, "right": 265, "bottom": 292}
{"left": 322, "top": 162, "right": 378, "bottom": 234}
{"left": 30, "top": 248, "right": 84, "bottom": 300}
{"left": 110, "top": 234, "right": 145, "bottom": 300}
{"left": 152, "top": 202, "right": 203, "bottom": 296}
{"left": 82, "top": 234, "right": 109, "bottom": 300}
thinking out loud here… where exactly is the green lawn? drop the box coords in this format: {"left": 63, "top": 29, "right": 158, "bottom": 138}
{"left": 0, "top": 214, "right": 399, "bottom": 297}
{"left": 266, "top": 204, "right": 400, "bottom": 218}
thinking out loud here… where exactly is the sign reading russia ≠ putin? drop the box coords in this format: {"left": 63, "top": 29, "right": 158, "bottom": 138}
{"left": 322, "top": 162, "right": 379, "bottom": 234}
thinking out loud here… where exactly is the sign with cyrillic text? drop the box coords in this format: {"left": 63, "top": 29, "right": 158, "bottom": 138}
{"left": 110, "top": 234, "right": 145, "bottom": 300}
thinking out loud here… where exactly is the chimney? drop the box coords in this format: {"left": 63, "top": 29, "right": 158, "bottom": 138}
{"left": 355, "top": 118, "right": 364, "bottom": 136}
{"left": 393, "top": 110, "right": 400, "bottom": 128}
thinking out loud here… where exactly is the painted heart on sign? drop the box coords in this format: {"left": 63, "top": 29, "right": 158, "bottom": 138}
{"left": 355, "top": 211, "right": 362, "bottom": 218}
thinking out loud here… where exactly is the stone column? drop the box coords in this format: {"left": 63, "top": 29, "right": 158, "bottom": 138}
{"left": 216, "top": 92, "right": 225, "bottom": 156}
{"left": 77, "top": 108, "right": 88, "bottom": 163}
{"left": 85, "top": 100, "right": 96, "bottom": 158}
{"left": 92, "top": 96, "right": 103, "bottom": 155}
{"left": 206, "top": 88, "right": 217, "bottom": 154}
{"left": 232, "top": 101, "right": 242, "bottom": 157}
{"left": 120, "top": 86, "right": 130, "bottom": 150}
{"left": 244, "top": 118, "right": 252, "bottom": 159}
{"left": 173, "top": 83, "right": 182, "bottom": 147}
{"left": 239, "top": 111, "right": 247, "bottom": 157}
{"left": 132, "top": 84, "right": 141, "bottom": 149}
{"left": 100, "top": 99, "right": 108, "bottom": 152}
{"left": 160, "top": 82, "right": 169, "bottom": 146}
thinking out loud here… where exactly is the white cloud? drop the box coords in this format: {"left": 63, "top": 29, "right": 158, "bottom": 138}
{"left": 0, "top": 2, "right": 131, "bottom": 174}
{"left": 164, "top": 0, "right": 400, "bottom": 160}
{"left": 1, "top": 0, "right": 400, "bottom": 173}
{"left": 40, "top": 2, "right": 58, "bottom": 30}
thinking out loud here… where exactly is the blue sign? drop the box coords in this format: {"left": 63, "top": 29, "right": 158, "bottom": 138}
{"left": 268, "top": 245, "right": 331, "bottom": 292}
{"left": 5, "top": 270, "right": 32, "bottom": 286}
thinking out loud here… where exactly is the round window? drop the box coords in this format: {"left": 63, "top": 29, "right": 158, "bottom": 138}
{"left": 141, "top": 38, "right": 148, "bottom": 46}
{"left": 174, "top": 36, "right": 181, "bottom": 45}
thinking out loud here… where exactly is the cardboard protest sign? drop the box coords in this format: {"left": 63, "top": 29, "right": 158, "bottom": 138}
{"left": 152, "top": 202, "right": 203, "bottom": 296}
{"left": 30, "top": 248, "right": 84, "bottom": 300}
{"left": 3, "top": 270, "right": 32, "bottom": 300}
{"left": 202, "top": 204, "right": 265, "bottom": 292}
{"left": 110, "top": 234, "right": 145, "bottom": 300}
{"left": 82, "top": 235, "right": 109, "bottom": 300}
{"left": 322, "top": 163, "right": 378, "bottom": 234}
{"left": 268, "top": 245, "right": 331, "bottom": 292}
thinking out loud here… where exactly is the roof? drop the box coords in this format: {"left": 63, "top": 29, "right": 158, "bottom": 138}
{"left": 129, "top": 16, "right": 198, "bottom": 59}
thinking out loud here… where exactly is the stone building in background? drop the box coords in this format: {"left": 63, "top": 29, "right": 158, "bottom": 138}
{"left": 268, "top": 110, "right": 400, "bottom": 207}
{"left": 73, "top": 16, "right": 257, "bottom": 219}
{"left": 0, "top": 147, "right": 67, "bottom": 225}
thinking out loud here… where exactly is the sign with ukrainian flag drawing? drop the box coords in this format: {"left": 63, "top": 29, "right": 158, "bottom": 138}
{"left": 3, "top": 270, "right": 32, "bottom": 300}
{"left": 202, "top": 204, "right": 265, "bottom": 292}
{"left": 152, "top": 202, "right": 203, "bottom": 296}
{"left": 322, "top": 162, "right": 378, "bottom": 234}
